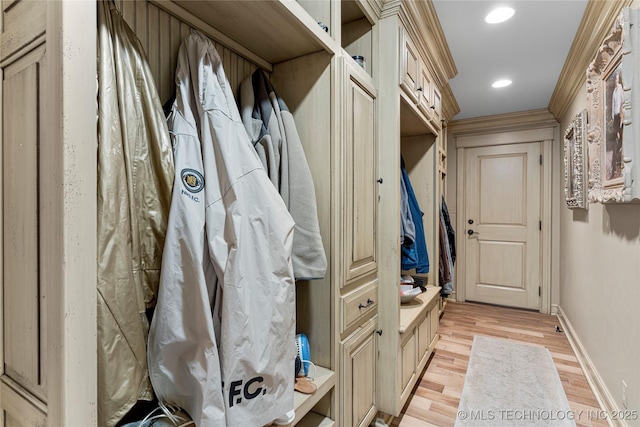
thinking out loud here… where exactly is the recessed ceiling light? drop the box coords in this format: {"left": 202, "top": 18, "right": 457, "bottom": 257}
{"left": 492, "top": 79, "right": 512, "bottom": 88}
{"left": 485, "top": 7, "right": 515, "bottom": 24}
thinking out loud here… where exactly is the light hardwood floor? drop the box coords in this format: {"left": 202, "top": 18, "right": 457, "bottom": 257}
{"left": 392, "top": 301, "right": 608, "bottom": 427}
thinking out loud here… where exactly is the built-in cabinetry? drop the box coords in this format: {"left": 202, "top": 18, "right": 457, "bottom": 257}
{"left": 0, "top": 0, "right": 456, "bottom": 425}
{"left": 338, "top": 50, "right": 380, "bottom": 427}
{"left": 376, "top": 0, "right": 457, "bottom": 418}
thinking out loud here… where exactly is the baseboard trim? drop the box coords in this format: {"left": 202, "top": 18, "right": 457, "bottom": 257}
{"left": 556, "top": 306, "right": 625, "bottom": 427}
{"left": 551, "top": 304, "right": 559, "bottom": 316}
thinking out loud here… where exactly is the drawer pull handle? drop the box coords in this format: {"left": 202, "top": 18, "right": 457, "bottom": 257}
{"left": 359, "top": 298, "right": 374, "bottom": 309}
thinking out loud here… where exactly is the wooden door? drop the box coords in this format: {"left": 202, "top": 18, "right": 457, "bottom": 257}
{"left": 399, "top": 27, "right": 419, "bottom": 104}
{"left": 341, "top": 317, "right": 377, "bottom": 427}
{"left": 464, "top": 142, "right": 541, "bottom": 310}
{"left": 343, "top": 58, "right": 378, "bottom": 284}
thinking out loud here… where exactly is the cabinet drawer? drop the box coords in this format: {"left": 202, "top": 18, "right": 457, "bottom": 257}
{"left": 341, "top": 280, "right": 378, "bottom": 334}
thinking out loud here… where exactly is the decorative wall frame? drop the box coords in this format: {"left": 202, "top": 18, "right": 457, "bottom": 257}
{"left": 586, "top": 8, "right": 639, "bottom": 203}
{"left": 564, "top": 110, "right": 588, "bottom": 209}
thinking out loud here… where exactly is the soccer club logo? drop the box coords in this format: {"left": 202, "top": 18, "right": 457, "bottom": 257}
{"left": 181, "top": 168, "right": 204, "bottom": 193}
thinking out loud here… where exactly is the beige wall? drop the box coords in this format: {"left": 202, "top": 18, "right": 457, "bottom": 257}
{"left": 559, "top": 89, "right": 640, "bottom": 418}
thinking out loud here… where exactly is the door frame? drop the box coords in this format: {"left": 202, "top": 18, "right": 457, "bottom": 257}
{"left": 454, "top": 126, "right": 555, "bottom": 314}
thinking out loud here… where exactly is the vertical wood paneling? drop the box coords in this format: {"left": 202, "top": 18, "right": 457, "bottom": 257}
{"left": 146, "top": 3, "right": 160, "bottom": 92}
{"left": 135, "top": 0, "right": 148, "bottom": 53}
{"left": 121, "top": 0, "right": 135, "bottom": 29}
{"left": 115, "top": 1, "right": 262, "bottom": 101}
{"left": 158, "top": 9, "right": 171, "bottom": 102}
{"left": 2, "top": 52, "right": 44, "bottom": 401}
{"left": 222, "top": 46, "right": 233, "bottom": 89}
{"left": 180, "top": 19, "right": 189, "bottom": 41}
{"left": 168, "top": 15, "right": 181, "bottom": 98}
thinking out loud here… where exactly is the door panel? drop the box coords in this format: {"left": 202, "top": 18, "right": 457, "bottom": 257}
{"left": 341, "top": 317, "right": 377, "bottom": 427}
{"left": 465, "top": 142, "right": 541, "bottom": 310}
{"left": 343, "top": 59, "right": 378, "bottom": 283}
{"left": 3, "top": 47, "right": 47, "bottom": 403}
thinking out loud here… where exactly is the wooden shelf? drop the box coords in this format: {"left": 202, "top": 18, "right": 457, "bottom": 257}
{"left": 268, "top": 366, "right": 335, "bottom": 427}
{"left": 154, "top": 0, "right": 339, "bottom": 66}
{"left": 295, "top": 412, "right": 335, "bottom": 427}
{"left": 291, "top": 366, "right": 335, "bottom": 426}
{"left": 399, "top": 286, "right": 440, "bottom": 334}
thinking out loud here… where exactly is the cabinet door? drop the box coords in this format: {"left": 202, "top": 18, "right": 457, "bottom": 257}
{"left": 399, "top": 28, "right": 420, "bottom": 103}
{"left": 431, "top": 85, "right": 442, "bottom": 123}
{"left": 399, "top": 330, "right": 417, "bottom": 403}
{"left": 417, "top": 311, "right": 431, "bottom": 366}
{"left": 430, "top": 302, "right": 439, "bottom": 346}
{"left": 417, "top": 61, "right": 432, "bottom": 118}
{"left": 2, "top": 44, "right": 49, "bottom": 426}
{"left": 343, "top": 58, "right": 378, "bottom": 283}
{"left": 341, "top": 317, "right": 378, "bottom": 427}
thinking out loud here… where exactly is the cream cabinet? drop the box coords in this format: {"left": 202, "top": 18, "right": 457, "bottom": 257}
{"left": 400, "top": 28, "right": 421, "bottom": 104}
{"left": 340, "top": 316, "right": 378, "bottom": 427}
{"left": 342, "top": 55, "right": 379, "bottom": 285}
{"left": 377, "top": 0, "right": 456, "bottom": 418}
{"left": 418, "top": 60, "right": 433, "bottom": 119}
{"left": 399, "top": 288, "right": 441, "bottom": 403}
{"left": 432, "top": 85, "right": 443, "bottom": 124}
{"left": 338, "top": 20, "right": 380, "bottom": 425}
{"left": 1, "top": 0, "right": 345, "bottom": 425}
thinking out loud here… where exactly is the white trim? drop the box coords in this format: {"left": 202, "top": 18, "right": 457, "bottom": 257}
{"left": 455, "top": 146, "right": 466, "bottom": 302}
{"left": 453, "top": 127, "right": 554, "bottom": 312}
{"left": 455, "top": 127, "right": 555, "bottom": 148}
{"left": 556, "top": 306, "right": 625, "bottom": 427}
{"left": 45, "top": 1, "right": 97, "bottom": 425}
{"left": 540, "top": 139, "right": 553, "bottom": 314}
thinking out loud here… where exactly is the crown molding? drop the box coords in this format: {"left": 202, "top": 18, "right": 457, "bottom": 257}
{"left": 381, "top": 0, "right": 458, "bottom": 86}
{"left": 442, "top": 82, "right": 460, "bottom": 123}
{"left": 548, "top": 0, "right": 632, "bottom": 121}
{"left": 448, "top": 109, "right": 558, "bottom": 137}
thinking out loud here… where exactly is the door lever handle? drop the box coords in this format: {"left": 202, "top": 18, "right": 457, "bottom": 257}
{"left": 467, "top": 229, "right": 479, "bottom": 236}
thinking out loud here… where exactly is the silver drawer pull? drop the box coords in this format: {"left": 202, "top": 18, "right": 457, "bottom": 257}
{"left": 359, "top": 298, "right": 374, "bottom": 309}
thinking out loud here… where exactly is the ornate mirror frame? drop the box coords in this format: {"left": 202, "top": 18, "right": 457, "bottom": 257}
{"left": 586, "top": 8, "right": 639, "bottom": 203}
{"left": 564, "top": 110, "right": 588, "bottom": 209}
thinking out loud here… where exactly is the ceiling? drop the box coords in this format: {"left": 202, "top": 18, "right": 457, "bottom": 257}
{"left": 432, "top": 0, "right": 588, "bottom": 121}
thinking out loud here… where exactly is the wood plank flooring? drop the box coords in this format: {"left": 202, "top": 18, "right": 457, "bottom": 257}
{"left": 392, "top": 301, "right": 608, "bottom": 427}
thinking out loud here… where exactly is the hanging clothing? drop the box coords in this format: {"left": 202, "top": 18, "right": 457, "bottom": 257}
{"left": 400, "top": 157, "right": 430, "bottom": 274}
{"left": 400, "top": 168, "right": 416, "bottom": 247}
{"left": 96, "top": 2, "right": 174, "bottom": 426}
{"left": 148, "top": 30, "right": 296, "bottom": 427}
{"left": 439, "top": 196, "right": 455, "bottom": 295}
{"left": 238, "top": 69, "right": 327, "bottom": 280}
{"left": 441, "top": 196, "right": 456, "bottom": 265}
